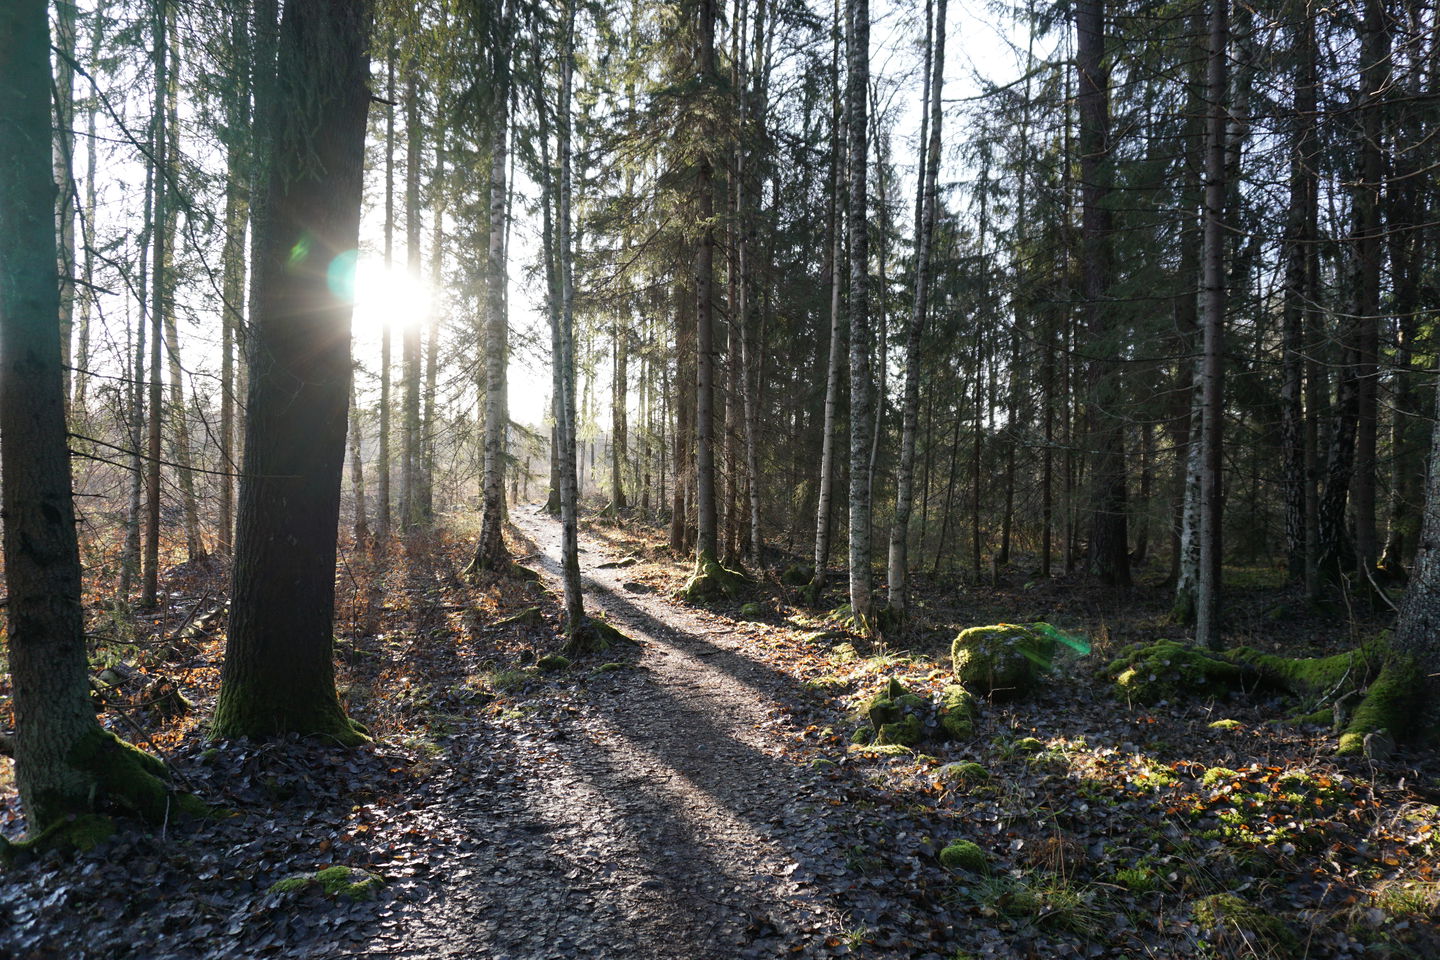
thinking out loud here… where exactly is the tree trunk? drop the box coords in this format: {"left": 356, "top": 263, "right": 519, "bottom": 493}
{"left": 1195, "top": 0, "right": 1228, "bottom": 650}
{"left": 213, "top": 0, "right": 371, "bottom": 744}
{"left": 73, "top": 1, "right": 103, "bottom": 416}
{"left": 349, "top": 384, "right": 369, "bottom": 542}
{"left": 1280, "top": 6, "right": 1315, "bottom": 584}
{"left": 53, "top": 0, "right": 78, "bottom": 406}
{"left": 811, "top": 0, "right": 844, "bottom": 592}
{"left": 219, "top": 0, "right": 250, "bottom": 555}
{"left": 692, "top": 0, "right": 721, "bottom": 570}
{"left": 142, "top": 0, "right": 169, "bottom": 609}
{"left": 1, "top": 0, "right": 176, "bottom": 834}
{"left": 401, "top": 67, "right": 423, "bottom": 530}
{"left": 472, "top": 6, "right": 513, "bottom": 574}
{"left": 377, "top": 45, "right": 395, "bottom": 540}
{"left": 1075, "top": 0, "right": 1130, "bottom": 587}
{"left": 555, "top": 4, "right": 585, "bottom": 634}
{"left": 845, "top": 0, "right": 874, "bottom": 628}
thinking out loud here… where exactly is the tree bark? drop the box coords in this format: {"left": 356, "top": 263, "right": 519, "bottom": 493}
{"left": 1075, "top": 0, "right": 1130, "bottom": 588}
{"left": 142, "top": 0, "right": 169, "bottom": 609}
{"left": 213, "top": 0, "right": 372, "bottom": 743}
{"left": 1195, "top": 0, "right": 1228, "bottom": 650}
{"left": 845, "top": 0, "right": 874, "bottom": 627}
{"left": 401, "top": 65, "right": 423, "bottom": 530}
{"left": 1, "top": 0, "right": 173, "bottom": 832}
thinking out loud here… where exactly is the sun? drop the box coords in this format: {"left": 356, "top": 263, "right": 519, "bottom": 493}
{"left": 349, "top": 254, "right": 432, "bottom": 343}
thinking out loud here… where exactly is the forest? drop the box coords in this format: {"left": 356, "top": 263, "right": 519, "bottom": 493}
{"left": 2, "top": 0, "right": 1440, "bottom": 956}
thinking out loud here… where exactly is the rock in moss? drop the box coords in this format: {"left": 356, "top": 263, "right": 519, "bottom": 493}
{"left": 780, "top": 564, "right": 814, "bottom": 587}
{"left": 536, "top": 654, "right": 572, "bottom": 672}
{"left": 951, "top": 624, "right": 1057, "bottom": 698}
{"left": 1012, "top": 736, "right": 1045, "bottom": 755}
{"left": 1192, "top": 893, "right": 1297, "bottom": 954}
{"left": 877, "top": 715, "right": 923, "bottom": 747}
{"left": 269, "top": 865, "right": 384, "bottom": 901}
{"left": 939, "top": 840, "right": 988, "bottom": 873}
{"left": 938, "top": 761, "right": 990, "bottom": 785}
{"left": 1106, "top": 639, "right": 1244, "bottom": 704}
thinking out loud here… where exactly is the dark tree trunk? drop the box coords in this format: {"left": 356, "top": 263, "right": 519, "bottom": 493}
{"left": 213, "top": 0, "right": 372, "bottom": 744}
{"left": 1075, "top": 0, "right": 1130, "bottom": 587}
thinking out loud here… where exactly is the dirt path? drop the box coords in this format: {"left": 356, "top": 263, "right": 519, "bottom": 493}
{"left": 384, "top": 509, "right": 911, "bottom": 959}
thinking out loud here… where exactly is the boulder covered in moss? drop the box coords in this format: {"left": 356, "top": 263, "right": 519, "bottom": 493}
{"left": 269, "top": 865, "right": 384, "bottom": 901}
{"left": 938, "top": 761, "right": 990, "bottom": 785}
{"left": 1192, "top": 893, "right": 1297, "bottom": 955}
{"left": 1105, "top": 639, "right": 1245, "bottom": 704}
{"left": 780, "top": 564, "right": 814, "bottom": 587}
{"left": 939, "top": 839, "right": 988, "bottom": 873}
{"left": 679, "top": 551, "right": 747, "bottom": 603}
{"left": 937, "top": 685, "right": 979, "bottom": 739}
{"left": 536, "top": 654, "right": 572, "bottom": 672}
{"left": 863, "top": 678, "right": 928, "bottom": 746}
{"left": 951, "top": 624, "right": 1056, "bottom": 698}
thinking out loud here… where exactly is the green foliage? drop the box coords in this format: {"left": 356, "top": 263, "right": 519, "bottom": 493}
{"left": 1191, "top": 893, "right": 1298, "bottom": 954}
{"left": 939, "top": 839, "right": 988, "bottom": 873}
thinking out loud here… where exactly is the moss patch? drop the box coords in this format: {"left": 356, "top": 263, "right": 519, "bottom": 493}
{"left": 1, "top": 814, "right": 115, "bottom": 865}
{"left": 938, "top": 685, "right": 979, "bottom": 739}
{"left": 679, "top": 550, "right": 747, "bottom": 603}
{"left": 939, "top": 840, "right": 988, "bottom": 873}
{"left": 1338, "top": 656, "right": 1421, "bottom": 755}
{"left": 269, "top": 865, "right": 384, "bottom": 900}
{"left": 495, "top": 606, "right": 544, "bottom": 628}
{"left": 938, "top": 761, "right": 990, "bottom": 785}
{"left": 1230, "top": 641, "right": 1385, "bottom": 707}
{"left": 1192, "top": 893, "right": 1297, "bottom": 954}
{"left": 951, "top": 623, "right": 1056, "bottom": 698}
{"left": 1105, "top": 639, "right": 1244, "bottom": 704}
{"left": 1207, "top": 719, "right": 1242, "bottom": 732}
{"left": 780, "top": 564, "right": 813, "bottom": 587}
{"left": 536, "top": 654, "right": 571, "bottom": 672}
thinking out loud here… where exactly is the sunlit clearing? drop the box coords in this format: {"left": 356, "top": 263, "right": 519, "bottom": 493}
{"left": 350, "top": 254, "right": 432, "bottom": 340}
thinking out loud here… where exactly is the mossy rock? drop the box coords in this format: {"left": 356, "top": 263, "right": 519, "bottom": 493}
{"left": 848, "top": 743, "right": 913, "bottom": 757}
{"left": 951, "top": 623, "right": 1057, "bottom": 698}
{"left": 269, "top": 865, "right": 384, "bottom": 901}
{"left": 939, "top": 839, "right": 988, "bottom": 873}
{"left": 592, "top": 662, "right": 629, "bottom": 674}
{"left": 536, "top": 654, "right": 572, "bottom": 672}
{"left": 739, "top": 602, "right": 764, "bottom": 617}
{"left": 808, "top": 757, "right": 837, "bottom": 771}
{"left": 938, "top": 685, "right": 979, "bottom": 740}
{"left": 496, "top": 606, "right": 545, "bottom": 628}
{"left": 679, "top": 551, "right": 747, "bottom": 603}
{"left": 1338, "top": 656, "right": 1421, "bottom": 756}
{"left": 850, "top": 726, "right": 875, "bottom": 745}
{"left": 1192, "top": 893, "right": 1298, "bottom": 954}
{"left": 780, "top": 564, "right": 813, "bottom": 587}
{"left": 830, "top": 642, "right": 859, "bottom": 663}
{"left": 1208, "top": 719, "right": 1243, "bottom": 732}
{"left": 876, "top": 715, "right": 923, "bottom": 747}
{"left": 938, "top": 761, "right": 990, "bottom": 785}
{"left": 1106, "top": 639, "right": 1244, "bottom": 704}
{"left": 1012, "top": 736, "right": 1045, "bottom": 755}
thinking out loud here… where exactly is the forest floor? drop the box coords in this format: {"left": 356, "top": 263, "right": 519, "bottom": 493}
{"left": 1, "top": 508, "right": 1439, "bottom": 959}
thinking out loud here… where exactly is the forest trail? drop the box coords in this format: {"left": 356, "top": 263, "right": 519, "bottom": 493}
{"left": 386, "top": 508, "right": 881, "bottom": 959}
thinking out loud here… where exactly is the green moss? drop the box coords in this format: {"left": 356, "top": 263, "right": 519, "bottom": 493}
{"left": 936, "top": 685, "right": 979, "bottom": 739}
{"left": 562, "top": 615, "right": 637, "bottom": 656}
{"left": 809, "top": 757, "right": 837, "bottom": 771}
{"left": 1, "top": 813, "right": 115, "bottom": 865}
{"left": 1230, "top": 641, "right": 1385, "bottom": 705}
{"left": 495, "top": 606, "right": 544, "bottom": 627}
{"left": 536, "top": 654, "right": 572, "bottom": 672}
{"left": 951, "top": 624, "right": 1056, "bottom": 698}
{"left": 679, "top": 550, "right": 747, "bottom": 602}
{"left": 848, "top": 743, "right": 912, "bottom": 757}
{"left": 1013, "top": 736, "right": 1045, "bottom": 755}
{"left": 877, "top": 715, "right": 923, "bottom": 747}
{"left": 1201, "top": 766, "right": 1239, "bottom": 787}
{"left": 269, "top": 865, "right": 384, "bottom": 900}
{"left": 1338, "top": 656, "right": 1421, "bottom": 755}
{"left": 938, "top": 761, "right": 990, "bottom": 785}
{"left": 67, "top": 728, "right": 172, "bottom": 823}
{"left": 830, "top": 642, "right": 859, "bottom": 663}
{"left": 939, "top": 839, "right": 988, "bottom": 873}
{"left": 211, "top": 679, "right": 369, "bottom": 746}
{"left": 850, "top": 726, "right": 874, "bottom": 744}
{"left": 739, "top": 602, "right": 764, "bottom": 617}
{"left": 1107, "top": 639, "right": 1244, "bottom": 704}
{"left": 1208, "top": 719, "right": 1243, "bottom": 731}
{"left": 780, "top": 564, "right": 813, "bottom": 587}
{"left": 1114, "top": 866, "right": 1159, "bottom": 893}
{"left": 1192, "top": 893, "right": 1297, "bottom": 953}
